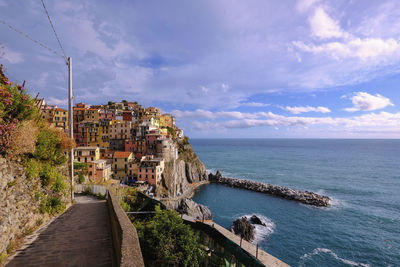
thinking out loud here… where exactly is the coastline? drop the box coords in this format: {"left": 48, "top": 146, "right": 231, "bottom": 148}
{"left": 208, "top": 171, "right": 331, "bottom": 207}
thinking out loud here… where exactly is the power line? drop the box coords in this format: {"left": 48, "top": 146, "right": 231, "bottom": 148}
{"left": 40, "top": 0, "right": 68, "bottom": 63}
{"left": 0, "top": 18, "right": 66, "bottom": 61}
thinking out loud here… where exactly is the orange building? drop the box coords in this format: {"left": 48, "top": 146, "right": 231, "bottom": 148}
{"left": 138, "top": 155, "right": 164, "bottom": 186}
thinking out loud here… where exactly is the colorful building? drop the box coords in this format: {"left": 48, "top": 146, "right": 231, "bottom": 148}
{"left": 88, "top": 159, "right": 112, "bottom": 182}
{"left": 112, "top": 151, "right": 135, "bottom": 181}
{"left": 74, "top": 147, "right": 100, "bottom": 163}
{"left": 160, "top": 114, "right": 175, "bottom": 128}
{"left": 109, "top": 121, "right": 134, "bottom": 140}
{"left": 138, "top": 155, "right": 164, "bottom": 186}
{"left": 53, "top": 108, "right": 68, "bottom": 132}
{"left": 85, "top": 108, "right": 100, "bottom": 121}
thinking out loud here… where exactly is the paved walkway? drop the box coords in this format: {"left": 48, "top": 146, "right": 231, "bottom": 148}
{"left": 6, "top": 195, "right": 116, "bottom": 267}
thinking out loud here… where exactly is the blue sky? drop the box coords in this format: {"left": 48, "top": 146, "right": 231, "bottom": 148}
{"left": 1, "top": 0, "right": 400, "bottom": 138}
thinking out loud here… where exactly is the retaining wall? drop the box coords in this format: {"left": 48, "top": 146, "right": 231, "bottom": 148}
{"left": 107, "top": 190, "right": 144, "bottom": 267}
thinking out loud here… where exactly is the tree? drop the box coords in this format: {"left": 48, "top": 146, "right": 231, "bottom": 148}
{"left": 135, "top": 205, "right": 205, "bottom": 267}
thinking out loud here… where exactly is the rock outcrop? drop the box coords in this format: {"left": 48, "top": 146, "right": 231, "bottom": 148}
{"left": 177, "top": 198, "right": 212, "bottom": 220}
{"left": 209, "top": 171, "right": 331, "bottom": 207}
{"left": 250, "top": 215, "right": 265, "bottom": 226}
{"left": 156, "top": 142, "right": 208, "bottom": 198}
{"left": 230, "top": 217, "right": 255, "bottom": 242}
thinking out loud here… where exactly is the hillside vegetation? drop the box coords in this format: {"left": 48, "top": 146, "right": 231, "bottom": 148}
{"left": 0, "top": 65, "right": 74, "bottom": 263}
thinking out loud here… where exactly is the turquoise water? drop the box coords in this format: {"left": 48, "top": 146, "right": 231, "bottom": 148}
{"left": 191, "top": 139, "right": 400, "bottom": 267}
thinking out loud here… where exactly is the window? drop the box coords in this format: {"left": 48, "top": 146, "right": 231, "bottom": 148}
{"left": 115, "top": 159, "right": 117, "bottom": 162}
{"left": 152, "top": 169, "right": 154, "bottom": 173}
{"left": 91, "top": 157, "right": 93, "bottom": 161}
{"left": 115, "top": 164, "right": 117, "bottom": 169}
{"left": 152, "top": 175, "right": 154, "bottom": 179}
{"left": 145, "top": 169, "right": 148, "bottom": 173}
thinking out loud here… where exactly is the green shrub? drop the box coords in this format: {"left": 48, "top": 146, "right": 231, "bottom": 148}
{"left": 24, "top": 158, "right": 41, "bottom": 180}
{"left": 0, "top": 252, "right": 6, "bottom": 263}
{"left": 34, "top": 191, "right": 42, "bottom": 201}
{"left": 36, "top": 218, "right": 43, "bottom": 226}
{"left": 40, "top": 196, "right": 65, "bottom": 215}
{"left": 120, "top": 200, "right": 131, "bottom": 212}
{"left": 34, "top": 129, "right": 66, "bottom": 165}
{"left": 78, "top": 173, "right": 85, "bottom": 184}
{"left": 39, "top": 163, "right": 57, "bottom": 187}
{"left": 7, "top": 180, "right": 16, "bottom": 187}
{"left": 53, "top": 173, "right": 67, "bottom": 193}
{"left": 135, "top": 205, "right": 205, "bottom": 266}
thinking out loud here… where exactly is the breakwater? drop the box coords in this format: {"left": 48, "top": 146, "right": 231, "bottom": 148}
{"left": 208, "top": 171, "right": 330, "bottom": 207}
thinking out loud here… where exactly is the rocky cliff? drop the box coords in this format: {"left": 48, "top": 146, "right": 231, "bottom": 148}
{"left": 156, "top": 142, "right": 208, "bottom": 198}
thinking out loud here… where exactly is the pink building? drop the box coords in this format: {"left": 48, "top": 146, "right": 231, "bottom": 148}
{"left": 99, "top": 109, "right": 116, "bottom": 121}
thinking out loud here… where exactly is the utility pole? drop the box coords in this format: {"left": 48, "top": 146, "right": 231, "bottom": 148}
{"left": 68, "top": 57, "right": 74, "bottom": 201}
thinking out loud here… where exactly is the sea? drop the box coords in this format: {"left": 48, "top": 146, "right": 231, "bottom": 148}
{"left": 190, "top": 139, "right": 400, "bottom": 267}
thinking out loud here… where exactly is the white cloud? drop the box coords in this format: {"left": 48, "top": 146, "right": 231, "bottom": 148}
{"left": 200, "top": 86, "right": 209, "bottom": 94}
{"left": 240, "top": 102, "right": 270, "bottom": 107}
{"left": 285, "top": 105, "right": 331, "bottom": 114}
{"left": 221, "top": 83, "right": 230, "bottom": 92}
{"left": 309, "top": 7, "right": 348, "bottom": 39}
{"left": 171, "top": 109, "right": 268, "bottom": 120}
{"left": 344, "top": 92, "right": 394, "bottom": 112}
{"left": 192, "top": 111, "right": 400, "bottom": 133}
{"left": 297, "top": 0, "right": 320, "bottom": 13}
{"left": 293, "top": 37, "right": 400, "bottom": 61}
{"left": 47, "top": 96, "right": 68, "bottom": 106}
{"left": 1, "top": 46, "right": 24, "bottom": 64}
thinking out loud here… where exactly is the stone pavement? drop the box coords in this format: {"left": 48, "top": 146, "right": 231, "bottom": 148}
{"left": 6, "top": 195, "right": 116, "bottom": 267}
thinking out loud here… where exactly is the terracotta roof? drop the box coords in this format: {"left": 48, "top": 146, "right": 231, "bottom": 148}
{"left": 114, "top": 151, "right": 132, "bottom": 158}
{"left": 55, "top": 108, "right": 68, "bottom": 112}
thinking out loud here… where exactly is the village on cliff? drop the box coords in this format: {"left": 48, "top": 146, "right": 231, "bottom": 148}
{"left": 39, "top": 99, "right": 184, "bottom": 194}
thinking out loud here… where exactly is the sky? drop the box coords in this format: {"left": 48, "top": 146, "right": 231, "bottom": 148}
{"left": 1, "top": 0, "right": 400, "bottom": 138}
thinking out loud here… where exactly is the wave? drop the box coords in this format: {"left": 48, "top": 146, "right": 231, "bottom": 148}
{"left": 241, "top": 214, "right": 275, "bottom": 244}
{"left": 299, "top": 248, "right": 371, "bottom": 267}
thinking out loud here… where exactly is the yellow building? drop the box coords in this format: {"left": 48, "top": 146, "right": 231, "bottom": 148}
{"left": 86, "top": 121, "right": 110, "bottom": 151}
{"left": 159, "top": 114, "right": 174, "bottom": 128}
{"left": 74, "top": 147, "right": 100, "bottom": 163}
{"left": 85, "top": 108, "right": 100, "bottom": 121}
{"left": 112, "top": 151, "right": 135, "bottom": 181}
{"left": 53, "top": 108, "right": 69, "bottom": 132}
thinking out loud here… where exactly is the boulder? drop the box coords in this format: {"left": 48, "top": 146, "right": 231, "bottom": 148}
{"left": 178, "top": 198, "right": 212, "bottom": 220}
{"left": 230, "top": 217, "right": 255, "bottom": 242}
{"left": 250, "top": 215, "right": 265, "bottom": 226}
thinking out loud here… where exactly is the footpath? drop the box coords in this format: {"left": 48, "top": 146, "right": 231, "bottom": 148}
{"left": 5, "top": 195, "right": 116, "bottom": 267}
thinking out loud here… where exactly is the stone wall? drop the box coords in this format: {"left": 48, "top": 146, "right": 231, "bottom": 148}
{"left": 0, "top": 156, "right": 70, "bottom": 259}
{"left": 107, "top": 190, "right": 144, "bottom": 267}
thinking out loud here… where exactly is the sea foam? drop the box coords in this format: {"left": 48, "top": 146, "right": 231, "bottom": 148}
{"left": 299, "top": 248, "right": 371, "bottom": 267}
{"left": 241, "top": 214, "right": 275, "bottom": 244}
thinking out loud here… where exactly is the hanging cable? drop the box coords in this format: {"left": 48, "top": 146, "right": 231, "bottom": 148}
{"left": 0, "top": 18, "right": 66, "bottom": 61}
{"left": 40, "top": 0, "right": 68, "bottom": 64}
